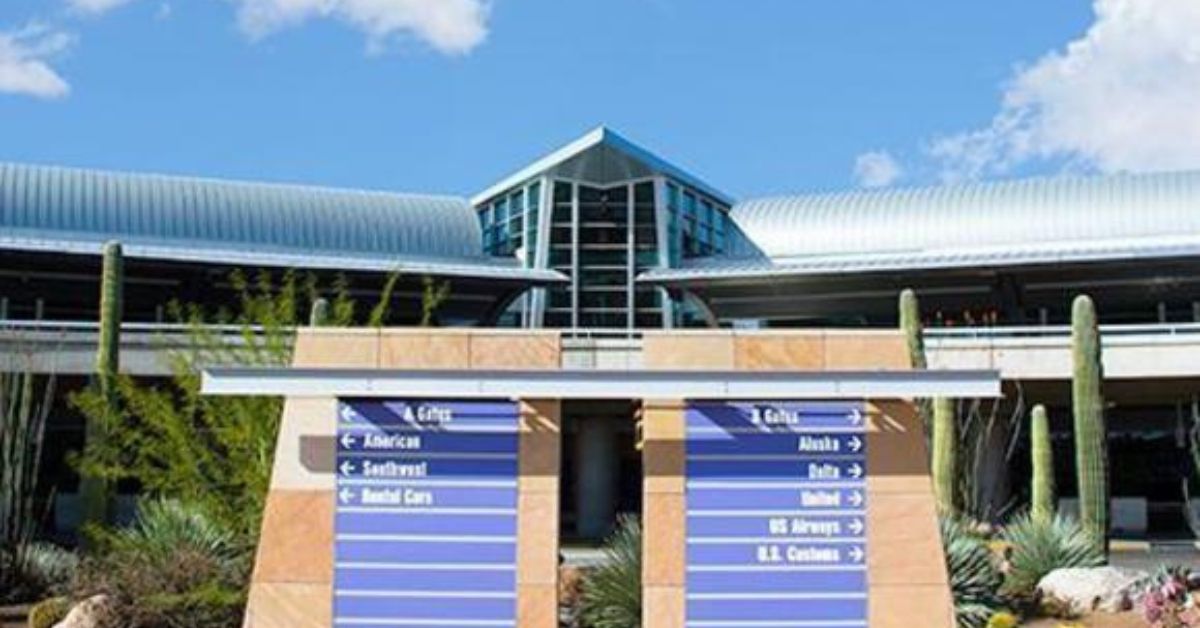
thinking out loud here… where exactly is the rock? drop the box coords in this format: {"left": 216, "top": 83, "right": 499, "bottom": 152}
{"left": 1037, "top": 566, "right": 1149, "bottom": 613}
{"left": 52, "top": 595, "right": 119, "bottom": 628}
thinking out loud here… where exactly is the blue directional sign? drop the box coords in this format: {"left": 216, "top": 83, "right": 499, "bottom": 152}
{"left": 334, "top": 399, "right": 520, "bottom": 628}
{"left": 686, "top": 400, "right": 869, "bottom": 627}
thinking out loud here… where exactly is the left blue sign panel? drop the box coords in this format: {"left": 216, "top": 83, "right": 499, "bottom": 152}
{"left": 334, "top": 399, "right": 521, "bottom": 628}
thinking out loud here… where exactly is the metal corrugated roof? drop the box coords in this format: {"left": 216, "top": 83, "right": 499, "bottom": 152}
{"left": 643, "top": 170, "right": 1200, "bottom": 283}
{"left": 733, "top": 170, "right": 1200, "bottom": 262}
{"left": 0, "top": 162, "right": 562, "bottom": 282}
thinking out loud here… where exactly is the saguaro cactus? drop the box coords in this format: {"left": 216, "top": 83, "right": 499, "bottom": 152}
{"left": 931, "top": 397, "right": 957, "bottom": 514}
{"left": 1030, "top": 404, "right": 1055, "bottom": 524}
{"left": 899, "top": 289, "right": 926, "bottom": 370}
{"left": 1071, "top": 295, "right": 1108, "bottom": 554}
{"left": 899, "top": 289, "right": 956, "bottom": 514}
{"left": 81, "top": 240, "right": 123, "bottom": 528}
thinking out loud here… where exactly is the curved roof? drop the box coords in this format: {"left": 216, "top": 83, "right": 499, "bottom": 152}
{"left": 731, "top": 170, "right": 1200, "bottom": 263}
{"left": 0, "top": 162, "right": 560, "bottom": 282}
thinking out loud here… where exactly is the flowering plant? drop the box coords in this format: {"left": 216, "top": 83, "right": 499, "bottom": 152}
{"left": 1141, "top": 566, "right": 1199, "bottom": 628}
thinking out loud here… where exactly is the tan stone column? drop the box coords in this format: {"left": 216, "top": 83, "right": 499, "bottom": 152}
{"left": 865, "top": 400, "right": 955, "bottom": 628}
{"left": 245, "top": 328, "right": 380, "bottom": 628}
{"left": 517, "top": 399, "right": 562, "bottom": 628}
{"left": 641, "top": 399, "right": 687, "bottom": 628}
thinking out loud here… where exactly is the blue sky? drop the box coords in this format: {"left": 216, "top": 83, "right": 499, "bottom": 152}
{"left": 0, "top": 1, "right": 1197, "bottom": 200}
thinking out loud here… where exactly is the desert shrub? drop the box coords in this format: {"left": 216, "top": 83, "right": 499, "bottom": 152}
{"left": 26, "top": 596, "right": 70, "bottom": 628}
{"left": 1, "top": 365, "right": 63, "bottom": 604}
{"left": 999, "top": 513, "right": 1105, "bottom": 598}
{"left": 579, "top": 515, "right": 641, "bottom": 628}
{"left": 940, "top": 516, "right": 1005, "bottom": 628}
{"left": 71, "top": 498, "right": 247, "bottom": 628}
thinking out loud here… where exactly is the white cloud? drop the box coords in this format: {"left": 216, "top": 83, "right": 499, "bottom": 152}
{"left": 930, "top": 0, "right": 1200, "bottom": 182}
{"left": 0, "top": 24, "right": 73, "bottom": 100}
{"left": 853, "top": 150, "right": 902, "bottom": 188}
{"left": 234, "top": 0, "right": 490, "bottom": 55}
{"left": 67, "top": 0, "right": 138, "bottom": 16}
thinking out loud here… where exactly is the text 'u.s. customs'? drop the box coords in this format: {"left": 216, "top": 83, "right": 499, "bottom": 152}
{"left": 686, "top": 401, "right": 869, "bottom": 627}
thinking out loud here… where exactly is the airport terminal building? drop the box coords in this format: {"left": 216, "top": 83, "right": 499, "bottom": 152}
{"left": 3, "top": 127, "right": 1200, "bottom": 540}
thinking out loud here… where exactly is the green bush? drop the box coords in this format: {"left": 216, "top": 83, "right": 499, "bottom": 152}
{"left": 26, "top": 596, "right": 70, "bottom": 628}
{"left": 71, "top": 498, "right": 248, "bottom": 628}
{"left": 999, "top": 512, "right": 1105, "bottom": 598}
{"left": 579, "top": 515, "right": 641, "bottom": 628}
{"left": 940, "top": 517, "right": 1005, "bottom": 628}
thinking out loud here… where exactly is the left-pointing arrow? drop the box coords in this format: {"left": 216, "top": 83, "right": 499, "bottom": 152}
{"left": 339, "top": 460, "right": 355, "bottom": 476}
{"left": 338, "top": 488, "right": 354, "bottom": 504}
{"left": 340, "top": 433, "right": 355, "bottom": 449}
{"left": 339, "top": 405, "right": 357, "bottom": 423}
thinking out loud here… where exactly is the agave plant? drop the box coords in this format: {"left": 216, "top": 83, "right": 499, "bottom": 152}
{"left": 73, "top": 498, "right": 249, "bottom": 627}
{"left": 940, "top": 516, "right": 1005, "bottom": 628}
{"left": 1000, "top": 512, "right": 1105, "bottom": 598}
{"left": 101, "top": 498, "right": 244, "bottom": 567}
{"left": 579, "top": 515, "right": 641, "bottom": 628}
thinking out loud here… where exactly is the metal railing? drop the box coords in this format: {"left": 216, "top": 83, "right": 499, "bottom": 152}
{"left": 924, "top": 322, "right": 1200, "bottom": 347}
{"left": 3, "top": 319, "right": 1199, "bottom": 342}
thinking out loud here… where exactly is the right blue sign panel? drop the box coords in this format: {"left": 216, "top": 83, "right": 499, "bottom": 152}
{"left": 685, "top": 400, "right": 869, "bottom": 627}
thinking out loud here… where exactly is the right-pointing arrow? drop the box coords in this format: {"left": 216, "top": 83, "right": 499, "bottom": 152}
{"left": 849, "top": 546, "right": 865, "bottom": 562}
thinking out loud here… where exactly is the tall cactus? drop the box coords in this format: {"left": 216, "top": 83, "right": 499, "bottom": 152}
{"left": 899, "top": 289, "right": 926, "bottom": 370}
{"left": 81, "top": 241, "right": 123, "bottom": 528}
{"left": 899, "top": 289, "right": 956, "bottom": 514}
{"left": 1030, "top": 404, "right": 1055, "bottom": 524}
{"left": 931, "top": 397, "right": 957, "bottom": 514}
{"left": 1071, "top": 295, "right": 1107, "bottom": 555}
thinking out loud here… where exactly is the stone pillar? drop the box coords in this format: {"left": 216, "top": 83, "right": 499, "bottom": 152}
{"left": 245, "top": 328, "right": 381, "bottom": 627}
{"left": 574, "top": 416, "right": 617, "bottom": 539}
{"left": 641, "top": 399, "right": 686, "bottom": 628}
{"left": 866, "top": 400, "right": 955, "bottom": 628}
{"left": 517, "top": 399, "right": 562, "bottom": 628}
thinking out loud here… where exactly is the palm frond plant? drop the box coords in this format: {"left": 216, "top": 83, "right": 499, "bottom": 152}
{"left": 940, "top": 516, "right": 1005, "bottom": 628}
{"left": 999, "top": 512, "right": 1105, "bottom": 599}
{"left": 579, "top": 515, "right": 641, "bottom": 628}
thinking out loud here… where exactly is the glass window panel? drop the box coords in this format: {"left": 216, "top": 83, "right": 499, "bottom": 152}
{"left": 494, "top": 197, "right": 508, "bottom": 223}
{"left": 553, "top": 181, "right": 572, "bottom": 203}
{"left": 666, "top": 183, "right": 680, "bottom": 210}
{"left": 635, "top": 182, "right": 654, "bottom": 205}
{"left": 513, "top": 191, "right": 525, "bottom": 213}
{"left": 528, "top": 182, "right": 541, "bottom": 210}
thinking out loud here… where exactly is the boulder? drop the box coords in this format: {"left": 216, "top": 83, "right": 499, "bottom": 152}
{"left": 1037, "top": 566, "right": 1149, "bottom": 613}
{"left": 52, "top": 595, "right": 119, "bottom": 628}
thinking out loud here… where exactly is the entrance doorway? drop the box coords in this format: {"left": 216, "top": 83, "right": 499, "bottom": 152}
{"left": 559, "top": 399, "right": 642, "bottom": 545}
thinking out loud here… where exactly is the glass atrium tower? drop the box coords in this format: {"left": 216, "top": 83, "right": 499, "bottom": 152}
{"left": 472, "top": 127, "right": 735, "bottom": 329}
